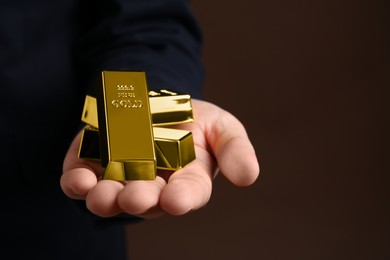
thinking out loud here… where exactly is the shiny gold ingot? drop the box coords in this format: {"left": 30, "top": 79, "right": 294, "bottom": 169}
{"left": 153, "top": 127, "right": 195, "bottom": 170}
{"left": 149, "top": 90, "right": 193, "bottom": 126}
{"left": 81, "top": 95, "right": 99, "bottom": 129}
{"left": 81, "top": 90, "right": 193, "bottom": 128}
{"left": 79, "top": 127, "right": 196, "bottom": 170}
{"left": 97, "top": 71, "right": 156, "bottom": 180}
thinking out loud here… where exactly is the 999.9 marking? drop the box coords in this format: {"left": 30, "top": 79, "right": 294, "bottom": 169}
{"left": 117, "top": 84, "right": 134, "bottom": 91}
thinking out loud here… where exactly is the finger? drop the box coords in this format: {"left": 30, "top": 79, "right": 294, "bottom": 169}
{"left": 160, "top": 146, "right": 215, "bottom": 215}
{"left": 60, "top": 167, "right": 98, "bottom": 199}
{"left": 207, "top": 108, "right": 260, "bottom": 186}
{"left": 61, "top": 130, "right": 102, "bottom": 199}
{"left": 86, "top": 180, "right": 124, "bottom": 217}
{"left": 117, "top": 176, "right": 166, "bottom": 218}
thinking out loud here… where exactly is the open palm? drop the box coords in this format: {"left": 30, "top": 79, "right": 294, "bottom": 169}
{"left": 61, "top": 99, "right": 259, "bottom": 219}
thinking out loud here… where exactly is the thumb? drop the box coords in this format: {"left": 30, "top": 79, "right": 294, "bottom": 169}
{"left": 199, "top": 101, "right": 260, "bottom": 186}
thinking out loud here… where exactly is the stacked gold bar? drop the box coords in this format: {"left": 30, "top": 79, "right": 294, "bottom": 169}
{"left": 78, "top": 71, "right": 196, "bottom": 180}
{"left": 149, "top": 89, "right": 193, "bottom": 126}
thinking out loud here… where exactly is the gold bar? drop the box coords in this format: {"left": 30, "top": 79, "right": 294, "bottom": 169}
{"left": 79, "top": 127, "right": 196, "bottom": 170}
{"left": 153, "top": 127, "right": 196, "bottom": 170}
{"left": 148, "top": 90, "right": 193, "bottom": 126}
{"left": 81, "top": 95, "right": 99, "bottom": 129}
{"left": 81, "top": 90, "right": 193, "bottom": 128}
{"left": 97, "top": 71, "right": 156, "bottom": 180}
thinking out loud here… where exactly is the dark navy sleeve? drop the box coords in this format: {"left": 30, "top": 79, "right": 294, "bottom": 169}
{"left": 75, "top": 0, "right": 204, "bottom": 99}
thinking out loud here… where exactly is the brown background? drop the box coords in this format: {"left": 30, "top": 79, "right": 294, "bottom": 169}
{"left": 126, "top": 1, "right": 390, "bottom": 259}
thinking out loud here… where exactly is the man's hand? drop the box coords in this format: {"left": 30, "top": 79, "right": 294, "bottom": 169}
{"left": 60, "top": 99, "right": 259, "bottom": 219}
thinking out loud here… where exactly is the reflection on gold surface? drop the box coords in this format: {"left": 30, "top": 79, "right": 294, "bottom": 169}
{"left": 79, "top": 126, "right": 195, "bottom": 171}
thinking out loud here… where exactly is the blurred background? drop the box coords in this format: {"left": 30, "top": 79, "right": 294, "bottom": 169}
{"left": 126, "top": 1, "right": 389, "bottom": 259}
